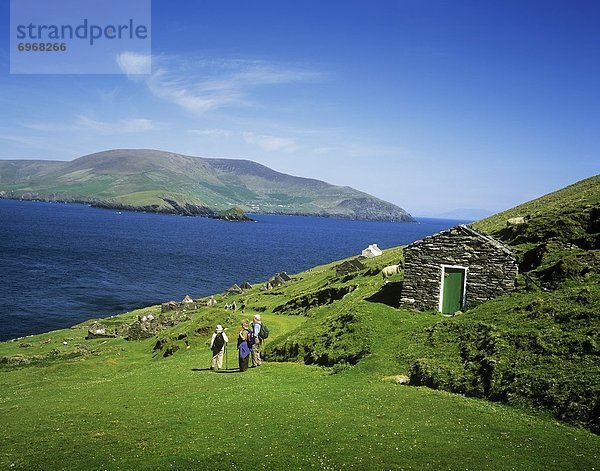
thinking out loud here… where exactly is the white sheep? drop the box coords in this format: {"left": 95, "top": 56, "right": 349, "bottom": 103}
{"left": 381, "top": 264, "right": 401, "bottom": 279}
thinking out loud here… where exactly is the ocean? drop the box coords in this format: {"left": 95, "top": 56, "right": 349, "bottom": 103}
{"left": 0, "top": 199, "right": 468, "bottom": 341}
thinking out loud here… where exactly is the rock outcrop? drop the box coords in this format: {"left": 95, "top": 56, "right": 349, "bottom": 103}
{"left": 209, "top": 207, "right": 254, "bottom": 221}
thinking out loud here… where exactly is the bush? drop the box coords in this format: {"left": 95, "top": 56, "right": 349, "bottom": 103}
{"left": 264, "top": 310, "right": 370, "bottom": 367}
{"left": 405, "top": 282, "right": 600, "bottom": 433}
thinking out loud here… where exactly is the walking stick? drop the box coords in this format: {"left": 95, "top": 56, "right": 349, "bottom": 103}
{"left": 225, "top": 343, "right": 228, "bottom": 370}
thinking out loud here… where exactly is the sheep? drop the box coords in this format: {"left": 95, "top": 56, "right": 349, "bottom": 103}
{"left": 506, "top": 216, "right": 529, "bottom": 226}
{"left": 381, "top": 264, "right": 401, "bottom": 279}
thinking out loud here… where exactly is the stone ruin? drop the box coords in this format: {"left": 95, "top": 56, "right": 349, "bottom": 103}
{"left": 225, "top": 284, "right": 243, "bottom": 296}
{"left": 335, "top": 258, "right": 365, "bottom": 277}
{"left": 161, "top": 294, "right": 216, "bottom": 313}
{"left": 261, "top": 272, "right": 292, "bottom": 290}
{"left": 86, "top": 321, "right": 117, "bottom": 340}
{"left": 126, "top": 312, "right": 160, "bottom": 340}
{"left": 206, "top": 296, "right": 217, "bottom": 307}
{"left": 161, "top": 301, "right": 179, "bottom": 312}
{"left": 126, "top": 311, "right": 187, "bottom": 340}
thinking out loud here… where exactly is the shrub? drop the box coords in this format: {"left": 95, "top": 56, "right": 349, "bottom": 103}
{"left": 405, "top": 282, "right": 600, "bottom": 433}
{"left": 264, "top": 310, "right": 370, "bottom": 367}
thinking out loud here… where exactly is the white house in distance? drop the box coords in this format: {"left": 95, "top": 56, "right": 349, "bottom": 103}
{"left": 362, "top": 243, "right": 382, "bottom": 258}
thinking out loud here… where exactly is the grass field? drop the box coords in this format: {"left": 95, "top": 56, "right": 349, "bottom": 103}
{"left": 1, "top": 245, "right": 598, "bottom": 470}
{"left": 1, "top": 315, "right": 598, "bottom": 470}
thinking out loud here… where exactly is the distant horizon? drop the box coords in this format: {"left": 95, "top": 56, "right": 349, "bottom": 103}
{"left": 1, "top": 1, "right": 598, "bottom": 217}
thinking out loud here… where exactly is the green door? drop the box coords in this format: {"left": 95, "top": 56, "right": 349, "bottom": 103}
{"left": 441, "top": 268, "right": 465, "bottom": 314}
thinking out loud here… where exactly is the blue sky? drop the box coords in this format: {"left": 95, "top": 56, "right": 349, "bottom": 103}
{"left": 0, "top": 0, "right": 598, "bottom": 217}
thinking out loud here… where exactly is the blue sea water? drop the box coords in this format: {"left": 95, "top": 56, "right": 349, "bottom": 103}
{"left": 0, "top": 199, "right": 469, "bottom": 341}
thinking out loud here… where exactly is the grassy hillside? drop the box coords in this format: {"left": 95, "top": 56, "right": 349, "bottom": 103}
{"left": 472, "top": 175, "right": 599, "bottom": 290}
{"left": 406, "top": 280, "right": 599, "bottom": 431}
{"left": 1, "top": 241, "right": 599, "bottom": 469}
{"left": 403, "top": 174, "right": 600, "bottom": 434}
{"left": 0, "top": 149, "right": 414, "bottom": 222}
{"left": 1, "top": 175, "right": 599, "bottom": 469}
{"left": 474, "top": 175, "right": 600, "bottom": 235}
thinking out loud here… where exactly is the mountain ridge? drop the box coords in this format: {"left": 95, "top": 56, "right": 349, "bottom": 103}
{"left": 0, "top": 149, "right": 415, "bottom": 222}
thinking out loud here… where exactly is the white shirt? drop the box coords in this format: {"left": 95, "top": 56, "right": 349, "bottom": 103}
{"left": 210, "top": 331, "right": 229, "bottom": 349}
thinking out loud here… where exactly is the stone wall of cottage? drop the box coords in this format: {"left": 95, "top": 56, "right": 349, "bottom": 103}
{"left": 400, "top": 227, "right": 518, "bottom": 311}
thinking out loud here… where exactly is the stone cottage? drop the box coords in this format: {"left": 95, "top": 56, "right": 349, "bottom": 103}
{"left": 400, "top": 225, "right": 518, "bottom": 314}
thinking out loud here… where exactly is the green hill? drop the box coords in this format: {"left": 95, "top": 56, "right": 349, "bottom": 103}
{"left": 0, "top": 149, "right": 415, "bottom": 222}
{"left": 473, "top": 175, "right": 599, "bottom": 289}
{"left": 474, "top": 175, "right": 600, "bottom": 235}
{"left": 399, "top": 174, "right": 600, "bottom": 434}
{"left": 1, "top": 175, "right": 599, "bottom": 469}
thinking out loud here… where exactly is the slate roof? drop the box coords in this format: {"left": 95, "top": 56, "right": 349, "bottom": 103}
{"left": 405, "top": 224, "right": 514, "bottom": 256}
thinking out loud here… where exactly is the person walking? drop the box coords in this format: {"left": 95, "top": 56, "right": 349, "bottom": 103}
{"left": 237, "top": 319, "right": 251, "bottom": 372}
{"left": 209, "top": 325, "right": 228, "bottom": 371}
{"left": 251, "top": 314, "right": 262, "bottom": 367}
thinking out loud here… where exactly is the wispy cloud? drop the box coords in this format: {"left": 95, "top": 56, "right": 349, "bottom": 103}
{"left": 188, "top": 127, "right": 300, "bottom": 153}
{"left": 117, "top": 53, "right": 324, "bottom": 114}
{"left": 188, "top": 128, "right": 234, "bottom": 137}
{"left": 76, "top": 115, "right": 156, "bottom": 134}
{"left": 147, "top": 68, "right": 239, "bottom": 114}
{"left": 20, "top": 122, "right": 57, "bottom": 132}
{"left": 0, "top": 133, "right": 49, "bottom": 148}
{"left": 116, "top": 51, "right": 152, "bottom": 75}
{"left": 242, "top": 131, "right": 299, "bottom": 153}
{"left": 18, "top": 116, "right": 157, "bottom": 137}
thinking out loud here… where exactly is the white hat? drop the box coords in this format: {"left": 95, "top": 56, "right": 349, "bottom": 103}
{"left": 216, "top": 325, "right": 224, "bottom": 333}
{"left": 253, "top": 314, "right": 261, "bottom": 321}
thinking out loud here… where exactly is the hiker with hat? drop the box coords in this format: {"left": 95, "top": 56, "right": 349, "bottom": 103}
{"left": 209, "top": 325, "right": 228, "bottom": 371}
{"left": 237, "top": 319, "right": 251, "bottom": 372}
{"left": 251, "top": 314, "right": 262, "bottom": 367}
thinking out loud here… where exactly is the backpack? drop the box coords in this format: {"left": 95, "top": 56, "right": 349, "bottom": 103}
{"left": 246, "top": 328, "right": 255, "bottom": 347}
{"left": 212, "top": 333, "right": 224, "bottom": 353}
{"left": 258, "top": 323, "right": 269, "bottom": 340}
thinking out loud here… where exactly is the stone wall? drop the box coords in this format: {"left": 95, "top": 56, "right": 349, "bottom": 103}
{"left": 400, "top": 225, "right": 518, "bottom": 311}
{"left": 161, "top": 298, "right": 210, "bottom": 313}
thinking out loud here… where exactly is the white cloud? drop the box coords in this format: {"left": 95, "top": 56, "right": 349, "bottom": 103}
{"left": 147, "top": 68, "right": 239, "bottom": 114}
{"left": 187, "top": 127, "right": 299, "bottom": 152}
{"left": 116, "top": 52, "right": 151, "bottom": 75}
{"left": 0, "top": 134, "right": 49, "bottom": 148}
{"left": 127, "top": 55, "right": 323, "bottom": 114}
{"left": 188, "top": 128, "right": 234, "bottom": 137}
{"left": 76, "top": 116, "right": 155, "bottom": 134}
{"left": 20, "top": 122, "right": 57, "bottom": 131}
{"left": 242, "top": 131, "right": 299, "bottom": 153}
